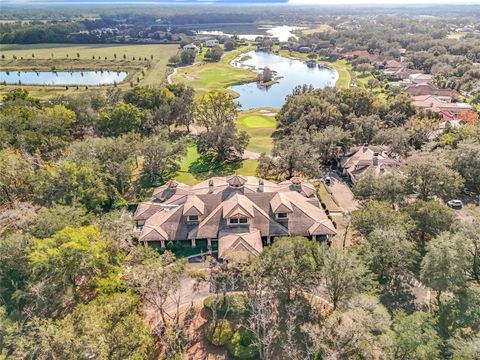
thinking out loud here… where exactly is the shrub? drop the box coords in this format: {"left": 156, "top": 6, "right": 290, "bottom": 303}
{"left": 227, "top": 328, "right": 259, "bottom": 360}
{"left": 205, "top": 319, "right": 234, "bottom": 346}
{"left": 204, "top": 294, "right": 247, "bottom": 319}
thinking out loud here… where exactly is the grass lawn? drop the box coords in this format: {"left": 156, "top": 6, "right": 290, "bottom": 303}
{"left": 316, "top": 181, "right": 342, "bottom": 213}
{"left": 0, "top": 43, "right": 179, "bottom": 98}
{"left": 301, "top": 24, "right": 335, "bottom": 35}
{"left": 175, "top": 143, "right": 258, "bottom": 185}
{"left": 171, "top": 45, "right": 257, "bottom": 96}
{"left": 237, "top": 110, "right": 277, "bottom": 154}
{"left": 447, "top": 32, "right": 468, "bottom": 39}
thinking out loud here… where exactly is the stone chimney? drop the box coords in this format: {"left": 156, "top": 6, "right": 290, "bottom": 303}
{"left": 208, "top": 179, "right": 214, "bottom": 193}
{"left": 373, "top": 152, "right": 379, "bottom": 166}
{"left": 258, "top": 178, "right": 264, "bottom": 192}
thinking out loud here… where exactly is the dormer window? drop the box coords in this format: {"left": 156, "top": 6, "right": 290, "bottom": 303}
{"left": 187, "top": 215, "right": 199, "bottom": 222}
{"left": 276, "top": 213, "right": 288, "bottom": 220}
{"left": 228, "top": 217, "right": 249, "bottom": 225}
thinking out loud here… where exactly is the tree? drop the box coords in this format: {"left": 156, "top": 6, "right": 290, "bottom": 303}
{"left": 260, "top": 67, "right": 273, "bottom": 83}
{"left": 141, "top": 132, "right": 186, "bottom": 184}
{"left": 0, "top": 233, "right": 31, "bottom": 315}
{"left": 224, "top": 39, "right": 236, "bottom": 51}
{"left": 0, "top": 150, "right": 35, "bottom": 208}
{"left": 351, "top": 200, "right": 413, "bottom": 236}
{"left": 271, "top": 133, "right": 320, "bottom": 178}
{"left": 67, "top": 136, "right": 136, "bottom": 194}
{"left": 196, "top": 91, "right": 249, "bottom": 162}
{"left": 404, "top": 155, "right": 464, "bottom": 201}
{"left": 362, "top": 227, "right": 418, "bottom": 285}
{"left": 27, "top": 226, "right": 115, "bottom": 317}
{"left": 312, "top": 126, "right": 352, "bottom": 165}
{"left": 2, "top": 293, "right": 153, "bottom": 360}
{"left": 319, "top": 246, "right": 375, "bottom": 309}
{"left": 251, "top": 237, "right": 318, "bottom": 304}
{"left": 97, "top": 102, "right": 143, "bottom": 137}
{"left": 353, "top": 170, "right": 408, "bottom": 206}
{"left": 387, "top": 311, "right": 442, "bottom": 360}
{"left": 205, "top": 46, "right": 224, "bottom": 62}
{"left": 128, "top": 253, "right": 192, "bottom": 359}
{"left": 304, "top": 295, "right": 390, "bottom": 359}
{"left": 180, "top": 49, "right": 196, "bottom": 65}
{"left": 28, "top": 204, "right": 91, "bottom": 238}
{"left": 421, "top": 232, "right": 470, "bottom": 306}
{"left": 349, "top": 115, "right": 384, "bottom": 144}
{"left": 405, "top": 200, "right": 456, "bottom": 249}
{"left": 452, "top": 141, "right": 480, "bottom": 198}
{"left": 36, "top": 161, "right": 110, "bottom": 213}
{"left": 166, "top": 83, "right": 196, "bottom": 131}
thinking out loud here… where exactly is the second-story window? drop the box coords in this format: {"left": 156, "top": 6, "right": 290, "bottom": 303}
{"left": 187, "top": 215, "right": 199, "bottom": 222}
{"left": 228, "top": 217, "right": 249, "bottom": 225}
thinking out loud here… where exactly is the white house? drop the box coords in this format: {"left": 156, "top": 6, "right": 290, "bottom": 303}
{"left": 182, "top": 43, "right": 200, "bottom": 54}
{"left": 205, "top": 39, "right": 219, "bottom": 48}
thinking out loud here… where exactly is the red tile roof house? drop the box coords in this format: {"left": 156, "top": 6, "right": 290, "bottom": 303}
{"left": 134, "top": 175, "right": 336, "bottom": 258}
{"left": 338, "top": 145, "right": 401, "bottom": 184}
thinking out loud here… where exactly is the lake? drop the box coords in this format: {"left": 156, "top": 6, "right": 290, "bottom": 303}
{"left": 198, "top": 25, "right": 303, "bottom": 42}
{"left": 0, "top": 70, "right": 128, "bottom": 86}
{"left": 229, "top": 51, "right": 338, "bottom": 109}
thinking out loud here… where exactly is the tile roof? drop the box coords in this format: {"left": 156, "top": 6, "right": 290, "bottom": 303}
{"left": 135, "top": 176, "right": 336, "bottom": 254}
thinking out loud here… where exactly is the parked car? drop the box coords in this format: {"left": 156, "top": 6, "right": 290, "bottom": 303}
{"left": 462, "top": 188, "right": 474, "bottom": 196}
{"left": 325, "top": 176, "right": 332, "bottom": 186}
{"left": 447, "top": 199, "right": 463, "bottom": 209}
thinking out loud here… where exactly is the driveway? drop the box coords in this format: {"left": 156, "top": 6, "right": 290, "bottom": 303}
{"left": 327, "top": 173, "right": 359, "bottom": 213}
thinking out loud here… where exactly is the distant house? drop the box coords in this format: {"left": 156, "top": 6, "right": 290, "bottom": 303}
{"left": 134, "top": 176, "right": 336, "bottom": 258}
{"left": 408, "top": 73, "right": 433, "bottom": 84}
{"left": 411, "top": 95, "right": 473, "bottom": 114}
{"left": 182, "top": 43, "right": 200, "bottom": 54}
{"left": 343, "top": 50, "right": 380, "bottom": 62}
{"left": 205, "top": 39, "right": 219, "bottom": 48}
{"left": 338, "top": 145, "right": 400, "bottom": 184}
{"left": 405, "top": 82, "right": 458, "bottom": 100}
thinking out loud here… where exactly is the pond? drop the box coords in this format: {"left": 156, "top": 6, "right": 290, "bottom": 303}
{"left": 229, "top": 51, "right": 338, "bottom": 109}
{"left": 0, "top": 70, "right": 128, "bottom": 86}
{"left": 198, "top": 25, "right": 303, "bottom": 42}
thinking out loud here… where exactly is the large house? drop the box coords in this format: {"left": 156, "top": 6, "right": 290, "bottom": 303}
{"left": 338, "top": 145, "right": 400, "bottom": 184}
{"left": 405, "top": 82, "right": 458, "bottom": 99}
{"left": 134, "top": 176, "right": 336, "bottom": 258}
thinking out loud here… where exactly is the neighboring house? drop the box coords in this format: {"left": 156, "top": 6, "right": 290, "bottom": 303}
{"left": 405, "top": 82, "right": 458, "bottom": 99}
{"left": 134, "top": 175, "right": 336, "bottom": 258}
{"left": 382, "top": 67, "right": 419, "bottom": 80}
{"left": 408, "top": 73, "right": 433, "bottom": 84}
{"left": 205, "top": 39, "right": 219, "bottom": 48}
{"left": 411, "top": 95, "right": 473, "bottom": 114}
{"left": 182, "top": 43, "right": 200, "bottom": 54}
{"left": 338, "top": 145, "right": 400, "bottom": 184}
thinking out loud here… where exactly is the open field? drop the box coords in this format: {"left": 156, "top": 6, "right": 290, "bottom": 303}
{"left": 237, "top": 109, "right": 277, "bottom": 154}
{"left": 0, "top": 43, "right": 179, "bottom": 98}
{"left": 301, "top": 24, "right": 335, "bottom": 35}
{"left": 175, "top": 143, "right": 258, "bottom": 185}
{"left": 447, "top": 32, "right": 468, "bottom": 39}
{"left": 171, "top": 45, "right": 257, "bottom": 96}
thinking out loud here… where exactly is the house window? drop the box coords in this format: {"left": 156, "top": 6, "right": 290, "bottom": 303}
{"left": 228, "top": 217, "right": 249, "bottom": 225}
{"left": 276, "top": 213, "right": 288, "bottom": 220}
{"left": 187, "top": 215, "right": 199, "bottom": 222}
